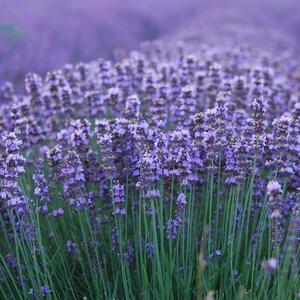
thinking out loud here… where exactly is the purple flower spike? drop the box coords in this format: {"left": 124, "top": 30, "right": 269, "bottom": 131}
{"left": 112, "top": 182, "right": 126, "bottom": 217}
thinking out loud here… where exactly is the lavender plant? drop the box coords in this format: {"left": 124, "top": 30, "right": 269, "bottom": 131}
{"left": 0, "top": 40, "right": 299, "bottom": 299}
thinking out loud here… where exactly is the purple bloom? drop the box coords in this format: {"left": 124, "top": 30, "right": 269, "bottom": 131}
{"left": 267, "top": 181, "right": 284, "bottom": 247}
{"left": 41, "top": 285, "right": 51, "bottom": 296}
{"left": 166, "top": 216, "right": 182, "bottom": 240}
{"left": 47, "top": 145, "right": 63, "bottom": 181}
{"left": 150, "top": 97, "right": 167, "bottom": 129}
{"left": 262, "top": 258, "right": 277, "bottom": 274}
{"left": 33, "top": 161, "right": 51, "bottom": 213}
{"left": 69, "top": 119, "right": 91, "bottom": 153}
{"left": 97, "top": 133, "right": 116, "bottom": 180}
{"left": 67, "top": 240, "right": 78, "bottom": 256}
{"left": 125, "top": 95, "right": 140, "bottom": 119}
{"left": 5, "top": 253, "right": 16, "bottom": 268}
{"left": 251, "top": 96, "right": 266, "bottom": 136}
{"left": 145, "top": 189, "right": 160, "bottom": 201}
{"left": 112, "top": 182, "right": 126, "bottom": 217}
{"left": 146, "top": 242, "right": 155, "bottom": 258}
{"left": 60, "top": 151, "right": 89, "bottom": 209}
{"left": 267, "top": 181, "right": 282, "bottom": 196}
{"left": 111, "top": 226, "right": 119, "bottom": 251}
{"left": 172, "top": 85, "right": 196, "bottom": 129}
{"left": 176, "top": 193, "right": 187, "bottom": 210}
{"left": 123, "top": 240, "right": 135, "bottom": 264}
{"left": 2, "top": 132, "right": 22, "bottom": 153}
{"left": 51, "top": 208, "right": 64, "bottom": 217}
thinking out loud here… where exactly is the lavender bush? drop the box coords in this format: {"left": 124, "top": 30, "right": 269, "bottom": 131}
{"left": 0, "top": 38, "right": 299, "bottom": 299}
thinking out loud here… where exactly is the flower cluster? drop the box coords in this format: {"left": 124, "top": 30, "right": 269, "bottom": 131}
{"left": 0, "top": 40, "right": 299, "bottom": 298}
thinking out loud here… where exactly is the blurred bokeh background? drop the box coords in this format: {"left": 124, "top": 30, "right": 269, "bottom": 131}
{"left": 1, "top": 0, "right": 299, "bottom": 87}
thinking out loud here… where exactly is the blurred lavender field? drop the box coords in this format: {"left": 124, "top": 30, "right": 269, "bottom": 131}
{"left": 1, "top": 0, "right": 300, "bottom": 87}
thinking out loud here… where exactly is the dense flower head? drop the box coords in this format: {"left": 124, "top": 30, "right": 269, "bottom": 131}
{"left": 125, "top": 94, "right": 140, "bottom": 119}
{"left": 176, "top": 193, "right": 187, "bottom": 210}
{"left": 267, "top": 181, "right": 282, "bottom": 196}
{"left": 166, "top": 216, "right": 182, "bottom": 240}
{"left": 48, "top": 145, "right": 63, "bottom": 164}
{"left": 2, "top": 132, "right": 22, "bottom": 154}
{"left": 251, "top": 96, "right": 266, "bottom": 135}
{"left": 267, "top": 180, "right": 285, "bottom": 247}
{"left": 97, "top": 133, "right": 116, "bottom": 180}
{"left": 33, "top": 171, "right": 51, "bottom": 213}
{"left": 150, "top": 97, "right": 167, "bottom": 129}
{"left": 112, "top": 181, "right": 126, "bottom": 216}
{"left": 66, "top": 240, "right": 78, "bottom": 257}
{"left": 62, "top": 151, "right": 85, "bottom": 193}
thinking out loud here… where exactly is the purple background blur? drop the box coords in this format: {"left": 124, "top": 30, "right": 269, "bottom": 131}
{"left": 1, "top": 0, "right": 300, "bottom": 86}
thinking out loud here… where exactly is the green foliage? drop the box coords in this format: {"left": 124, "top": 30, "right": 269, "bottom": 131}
{"left": 0, "top": 161, "right": 299, "bottom": 299}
